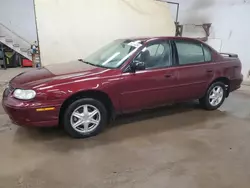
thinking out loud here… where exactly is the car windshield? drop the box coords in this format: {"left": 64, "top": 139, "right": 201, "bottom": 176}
{"left": 83, "top": 39, "right": 142, "bottom": 68}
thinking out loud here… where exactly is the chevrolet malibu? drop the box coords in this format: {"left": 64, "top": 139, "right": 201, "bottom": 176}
{"left": 2, "top": 37, "right": 243, "bottom": 138}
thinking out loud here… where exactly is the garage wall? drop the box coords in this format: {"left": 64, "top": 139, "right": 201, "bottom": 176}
{"left": 168, "top": 0, "right": 250, "bottom": 78}
{"left": 0, "top": 0, "right": 37, "bottom": 42}
{"left": 34, "top": 0, "right": 175, "bottom": 65}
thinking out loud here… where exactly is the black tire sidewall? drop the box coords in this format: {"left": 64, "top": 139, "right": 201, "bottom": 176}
{"left": 203, "top": 82, "right": 226, "bottom": 110}
{"left": 63, "top": 98, "right": 107, "bottom": 138}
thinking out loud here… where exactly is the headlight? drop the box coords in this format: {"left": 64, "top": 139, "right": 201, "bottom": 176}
{"left": 13, "top": 89, "right": 36, "bottom": 100}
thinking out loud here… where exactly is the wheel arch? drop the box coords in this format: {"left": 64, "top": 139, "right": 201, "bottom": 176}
{"left": 209, "top": 77, "right": 230, "bottom": 97}
{"left": 59, "top": 90, "right": 115, "bottom": 126}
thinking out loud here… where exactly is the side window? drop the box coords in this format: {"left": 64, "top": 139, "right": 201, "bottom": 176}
{"left": 175, "top": 41, "right": 204, "bottom": 65}
{"left": 135, "top": 41, "right": 171, "bottom": 69}
{"left": 147, "top": 44, "right": 165, "bottom": 57}
{"left": 203, "top": 45, "right": 212, "bottom": 62}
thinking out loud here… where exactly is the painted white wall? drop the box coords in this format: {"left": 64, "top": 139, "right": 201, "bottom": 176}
{"left": 0, "top": 0, "right": 37, "bottom": 42}
{"left": 34, "top": 0, "right": 175, "bottom": 65}
{"left": 168, "top": 0, "right": 250, "bottom": 78}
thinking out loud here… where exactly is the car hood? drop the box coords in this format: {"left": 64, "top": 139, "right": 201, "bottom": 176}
{"left": 10, "top": 60, "right": 107, "bottom": 88}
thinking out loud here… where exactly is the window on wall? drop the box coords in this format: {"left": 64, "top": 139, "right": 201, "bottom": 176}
{"left": 175, "top": 41, "right": 211, "bottom": 65}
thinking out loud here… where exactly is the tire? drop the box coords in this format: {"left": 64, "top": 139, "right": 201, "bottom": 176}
{"left": 199, "top": 82, "right": 226, "bottom": 110}
{"left": 63, "top": 98, "right": 108, "bottom": 138}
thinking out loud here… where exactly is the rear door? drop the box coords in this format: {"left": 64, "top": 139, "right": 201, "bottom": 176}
{"left": 172, "top": 39, "right": 215, "bottom": 101}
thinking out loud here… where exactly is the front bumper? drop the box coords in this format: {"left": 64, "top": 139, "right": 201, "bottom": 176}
{"left": 2, "top": 90, "right": 62, "bottom": 127}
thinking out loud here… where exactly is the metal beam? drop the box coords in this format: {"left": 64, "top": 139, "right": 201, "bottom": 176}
{"left": 156, "top": 1, "right": 180, "bottom": 23}
{"left": 167, "top": 1, "right": 180, "bottom": 23}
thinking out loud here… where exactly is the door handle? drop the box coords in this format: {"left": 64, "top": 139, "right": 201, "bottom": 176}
{"left": 164, "top": 74, "right": 173, "bottom": 78}
{"left": 206, "top": 70, "right": 213, "bottom": 73}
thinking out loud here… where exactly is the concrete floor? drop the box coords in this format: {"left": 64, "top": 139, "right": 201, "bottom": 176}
{"left": 1, "top": 89, "right": 250, "bottom": 188}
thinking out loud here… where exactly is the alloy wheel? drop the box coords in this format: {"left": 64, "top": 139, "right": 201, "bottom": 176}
{"left": 70, "top": 104, "right": 101, "bottom": 134}
{"left": 209, "top": 85, "right": 224, "bottom": 107}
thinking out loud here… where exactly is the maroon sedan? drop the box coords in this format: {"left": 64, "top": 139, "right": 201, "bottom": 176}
{"left": 2, "top": 37, "right": 243, "bottom": 138}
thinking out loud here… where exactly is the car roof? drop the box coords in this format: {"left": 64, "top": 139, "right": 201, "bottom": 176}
{"left": 123, "top": 36, "right": 203, "bottom": 43}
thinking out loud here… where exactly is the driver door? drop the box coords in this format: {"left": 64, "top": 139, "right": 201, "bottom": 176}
{"left": 119, "top": 40, "right": 178, "bottom": 113}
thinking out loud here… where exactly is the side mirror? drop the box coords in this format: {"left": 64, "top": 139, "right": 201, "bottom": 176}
{"left": 130, "top": 60, "right": 146, "bottom": 72}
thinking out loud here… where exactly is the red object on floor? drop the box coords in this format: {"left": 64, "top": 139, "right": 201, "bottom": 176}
{"left": 22, "top": 59, "right": 32, "bottom": 67}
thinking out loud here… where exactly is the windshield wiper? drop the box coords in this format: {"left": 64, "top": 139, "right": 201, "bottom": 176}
{"left": 78, "top": 59, "right": 92, "bottom": 65}
{"left": 78, "top": 59, "right": 107, "bottom": 68}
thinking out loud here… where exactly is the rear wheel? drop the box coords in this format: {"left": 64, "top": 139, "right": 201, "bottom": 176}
{"left": 199, "top": 82, "right": 226, "bottom": 110}
{"left": 63, "top": 98, "right": 108, "bottom": 138}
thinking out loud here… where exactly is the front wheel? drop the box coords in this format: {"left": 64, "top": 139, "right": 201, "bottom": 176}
{"left": 63, "top": 98, "right": 108, "bottom": 138}
{"left": 199, "top": 82, "right": 226, "bottom": 110}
